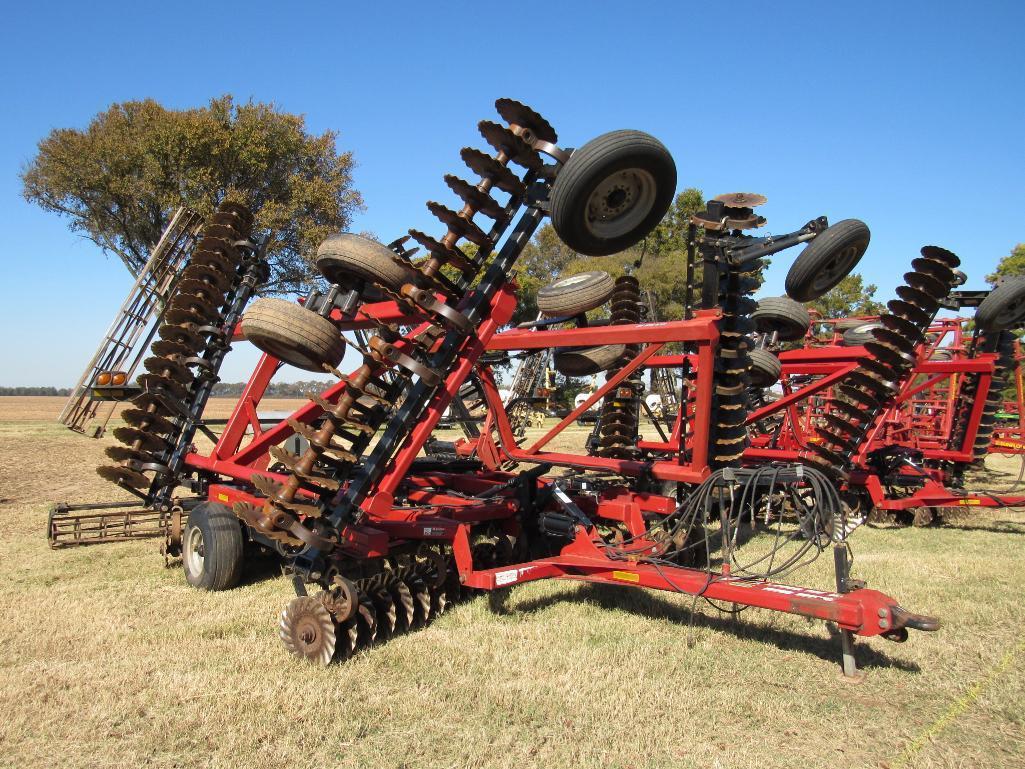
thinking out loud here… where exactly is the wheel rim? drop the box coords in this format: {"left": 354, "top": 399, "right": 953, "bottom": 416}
{"left": 584, "top": 168, "right": 657, "bottom": 240}
{"left": 184, "top": 525, "right": 205, "bottom": 576}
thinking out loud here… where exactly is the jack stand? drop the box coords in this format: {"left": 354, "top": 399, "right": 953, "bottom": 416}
{"left": 834, "top": 543, "right": 865, "bottom": 682}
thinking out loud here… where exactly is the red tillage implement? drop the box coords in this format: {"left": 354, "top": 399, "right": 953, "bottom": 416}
{"left": 52, "top": 100, "right": 943, "bottom": 677}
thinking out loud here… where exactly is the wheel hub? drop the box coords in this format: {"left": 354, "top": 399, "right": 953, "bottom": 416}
{"left": 585, "top": 168, "right": 657, "bottom": 239}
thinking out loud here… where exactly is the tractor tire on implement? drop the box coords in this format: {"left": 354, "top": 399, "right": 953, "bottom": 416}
{"left": 241, "top": 298, "right": 346, "bottom": 372}
{"left": 550, "top": 130, "right": 676, "bottom": 256}
{"left": 183, "top": 502, "right": 244, "bottom": 591}
{"left": 975, "top": 277, "right": 1025, "bottom": 331}
{"left": 751, "top": 296, "right": 811, "bottom": 341}
{"left": 748, "top": 348, "right": 783, "bottom": 388}
{"left": 537, "top": 271, "right": 616, "bottom": 316}
{"left": 554, "top": 345, "right": 626, "bottom": 376}
{"left": 316, "top": 233, "right": 418, "bottom": 293}
{"left": 785, "top": 219, "right": 870, "bottom": 302}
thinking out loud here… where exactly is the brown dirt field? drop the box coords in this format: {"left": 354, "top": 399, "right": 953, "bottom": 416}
{"left": 0, "top": 404, "right": 1023, "bottom": 768}
{"left": 0, "top": 396, "right": 308, "bottom": 423}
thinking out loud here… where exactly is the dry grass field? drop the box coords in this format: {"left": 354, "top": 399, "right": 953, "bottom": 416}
{"left": 0, "top": 397, "right": 1023, "bottom": 768}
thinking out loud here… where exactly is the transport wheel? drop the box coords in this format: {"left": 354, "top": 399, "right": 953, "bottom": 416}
{"left": 748, "top": 348, "right": 783, "bottom": 388}
{"left": 550, "top": 130, "right": 676, "bottom": 256}
{"left": 316, "top": 233, "right": 417, "bottom": 293}
{"left": 183, "top": 502, "right": 244, "bottom": 591}
{"left": 975, "top": 277, "right": 1025, "bottom": 330}
{"left": 553, "top": 344, "right": 626, "bottom": 376}
{"left": 842, "top": 322, "right": 884, "bottom": 346}
{"left": 241, "top": 298, "right": 346, "bottom": 372}
{"left": 537, "top": 271, "right": 615, "bottom": 316}
{"left": 785, "top": 219, "right": 871, "bottom": 302}
{"left": 751, "top": 296, "right": 811, "bottom": 341}
{"left": 834, "top": 318, "right": 868, "bottom": 332}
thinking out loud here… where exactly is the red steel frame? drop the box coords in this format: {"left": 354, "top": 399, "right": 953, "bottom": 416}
{"left": 171, "top": 286, "right": 935, "bottom": 662}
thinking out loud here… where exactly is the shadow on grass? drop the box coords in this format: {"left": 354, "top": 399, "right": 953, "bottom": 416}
{"left": 238, "top": 548, "right": 285, "bottom": 586}
{"left": 939, "top": 520, "right": 1025, "bottom": 535}
{"left": 867, "top": 519, "right": 1025, "bottom": 535}
{"left": 502, "top": 582, "right": 922, "bottom": 673}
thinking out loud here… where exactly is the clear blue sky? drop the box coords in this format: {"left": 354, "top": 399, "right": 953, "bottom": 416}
{"left": 1, "top": 0, "right": 1022, "bottom": 386}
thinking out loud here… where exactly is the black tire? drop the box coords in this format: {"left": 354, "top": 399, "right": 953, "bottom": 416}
{"left": 316, "top": 233, "right": 417, "bottom": 292}
{"left": 748, "top": 348, "right": 783, "bottom": 388}
{"left": 751, "top": 296, "right": 811, "bottom": 341}
{"left": 550, "top": 130, "right": 676, "bottom": 256}
{"left": 975, "top": 278, "right": 1025, "bottom": 330}
{"left": 183, "top": 502, "right": 244, "bottom": 591}
{"left": 553, "top": 345, "right": 626, "bottom": 376}
{"left": 241, "top": 298, "right": 346, "bottom": 372}
{"left": 537, "top": 271, "right": 615, "bottom": 316}
{"left": 842, "top": 322, "right": 884, "bottom": 346}
{"left": 834, "top": 318, "right": 869, "bottom": 332}
{"left": 785, "top": 219, "right": 871, "bottom": 302}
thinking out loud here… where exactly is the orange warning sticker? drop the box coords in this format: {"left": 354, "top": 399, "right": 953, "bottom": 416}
{"left": 612, "top": 570, "right": 640, "bottom": 583}
{"left": 217, "top": 493, "right": 230, "bottom": 502}
{"left": 958, "top": 498, "right": 982, "bottom": 506}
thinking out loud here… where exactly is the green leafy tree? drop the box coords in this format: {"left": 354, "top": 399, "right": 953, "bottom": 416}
{"left": 807, "top": 273, "right": 885, "bottom": 318}
{"left": 987, "top": 243, "right": 1025, "bottom": 284}
{"left": 21, "top": 96, "right": 362, "bottom": 293}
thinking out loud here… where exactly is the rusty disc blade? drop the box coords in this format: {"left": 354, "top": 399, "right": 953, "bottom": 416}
{"left": 190, "top": 247, "right": 238, "bottom": 275}
{"left": 174, "top": 278, "right": 223, "bottom": 305}
{"left": 143, "top": 355, "right": 193, "bottom": 384}
{"left": 112, "top": 426, "right": 169, "bottom": 453}
{"left": 136, "top": 372, "right": 188, "bottom": 399}
{"left": 859, "top": 357, "right": 902, "bottom": 385}
{"left": 864, "top": 341, "right": 915, "bottom": 369}
{"left": 104, "top": 445, "right": 160, "bottom": 464}
{"left": 478, "top": 121, "right": 541, "bottom": 169}
{"left": 818, "top": 429, "right": 858, "bottom": 453}
{"left": 809, "top": 443, "right": 848, "bottom": 467}
{"left": 426, "top": 201, "right": 490, "bottom": 247}
{"left": 278, "top": 596, "right": 336, "bottom": 666}
{"left": 180, "top": 263, "right": 232, "bottom": 292}
{"left": 895, "top": 285, "right": 940, "bottom": 313}
{"left": 920, "top": 245, "right": 960, "bottom": 268}
{"left": 871, "top": 326, "right": 918, "bottom": 354}
{"left": 121, "top": 408, "right": 176, "bottom": 434}
{"left": 829, "top": 399, "right": 870, "bottom": 423}
{"left": 903, "top": 270, "right": 948, "bottom": 299}
{"left": 713, "top": 192, "right": 768, "bottom": 209}
{"left": 822, "top": 413, "right": 864, "bottom": 437}
{"left": 216, "top": 201, "right": 254, "bottom": 232}
{"left": 444, "top": 175, "right": 504, "bottom": 219}
{"left": 494, "top": 98, "right": 558, "bottom": 143}
{"left": 208, "top": 211, "right": 244, "bottom": 233}
{"left": 846, "top": 370, "right": 897, "bottom": 397}
{"left": 156, "top": 323, "right": 204, "bottom": 351}
{"left": 911, "top": 257, "right": 956, "bottom": 285}
{"left": 459, "top": 148, "right": 525, "bottom": 196}
{"left": 202, "top": 223, "right": 241, "bottom": 243}
{"left": 837, "top": 384, "right": 881, "bottom": 409}
{"left": 151, "top": 339, "right": 196, "bottom": 359}
{"left": 97, "top": 464, "right": 150, "bottom": 488}
{"left": 880, "top": 313, "right": 924, "bottom": 341}
{"left": 886, "top": 299, "right": 932, "bottom": 327}
{"left": 195, "top": 235, "right": 240, "bottom": 261}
